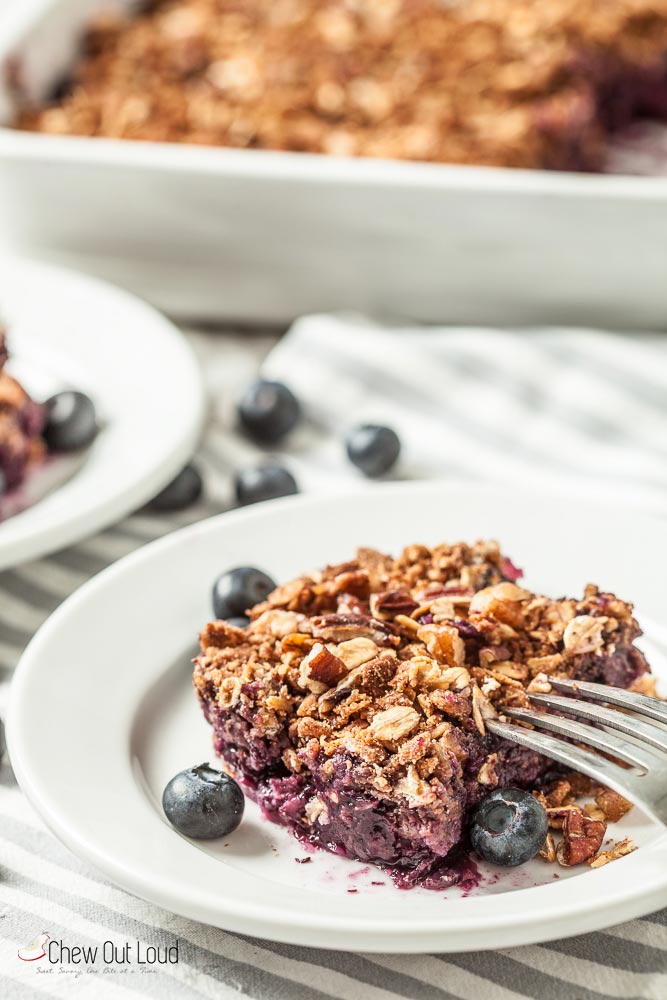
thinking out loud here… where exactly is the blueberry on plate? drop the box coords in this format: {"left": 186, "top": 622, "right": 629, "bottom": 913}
{"left": 238, "top": 379, "right": 301, "bottom": 444}
{"left": 234, "top": 464, "right": 298, "bottom": 506}
{"left": 212, "top": 566, "right": 276, "bottom": 620}
{"left": 226, "top": 616, "right": 250, "bottom": 628}
{"left": 43, "top": 390, "right": 98, "bottom": 452}
{"left": 162, "top": 763, "right": 244, "bottom": 840}
{"left": 148, "top": 463, "right": 203, "bottom": 511}
{"left": 470, "top": 787, "right": 548, "bottom": 867}
{"left": 345, "top": 424, "right": 401, "bottom": 478}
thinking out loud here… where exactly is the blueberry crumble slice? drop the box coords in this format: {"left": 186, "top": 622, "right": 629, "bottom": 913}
{"left": 193, "top": 540, "right": 651, "bottom": 887}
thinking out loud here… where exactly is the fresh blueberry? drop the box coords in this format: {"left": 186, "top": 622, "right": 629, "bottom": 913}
{"left": 0, "top": 717, "right": 5, "bottom": 763}
{"left": 226, "top": 616, "right": 250, "bottom": 628}
{"left": 43, "top": 390, "right": 98, "bottom": 452}
{"left": 148, "top": 463, "right": 203, "bottom": 511}
{"left": 238, "top": 379, "right": 301, "bottom": 443}
{"left": 234, "top": 464, "right": 298, "bottom": 506}
{"left": 212, "top": 566, "right": 276, "bottom": 619}
{"left": 470, "top": 787, "right": 548, "bottom": 867}
{"left": 345, "top": 424, "right": 401, "bottom": 478}
{"left": 162, "top": 763, "right": 244, "bottom": 839}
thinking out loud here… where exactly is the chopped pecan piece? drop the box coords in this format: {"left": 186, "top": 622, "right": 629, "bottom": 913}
{"left": 395, "top": 614, "right": 420, "bottom": 633}
{"left": 557, "top": 810, "right": 606, "bottom": 866}
{"left": 370, "top": 590, "right": 419, "bottom": 621}
{"left": 479, "top": 644, "right": 512, "bottom": 668}
{"left": 331, "top": 570, "right": 371, "bottom": 599}
{"left": 583, "top": 803, "right": 606, "bottom": 822}
{"left": 477, "top": 753, "right": 499, "bottom": 786}
{"left": 311, "top": 613, "right": 397, "bottom": 645}
{"left": 538, "top": 832, "right": 557, "bottom": 863}
{"left": 562, "top": 615, "right": 607, "bottom": 655}
{"left": 298, "top": 643, "right": 348, "bottom": 693}
{"left": 282, "top": 632, "right": 317, "bottom": 653}
{"left": 526, "top": 673, "right": 553, "bottom": 694}
{"left": 249, "top": 609, "right": 307, "bottom": 637}
{"left": 594, "top": 787, "right": 633, "bottom": 823}
{"left": 564, "top": 771, "right": 594, "bottom": 797}
{"left": 469, "top": 582, "right": 531, "bottom": 624}
{"left": 437, "top": 666, "right": 471, "bottom": 690}
{"left": 589, "top": 838, "right": 637, "bottom": 868}
{"left": 333, "top": 651, "right": 397, "bottom": 695}
{"left": 544, "top": 780, "right": 572, "bottom": 808}
{"left": 336, "top": 592, "right": 370, "bottom": 616}
{"left": 417, "top": 623, "right": 465, "bottom": 667}
{"left": 546, "top": 804, "right": 582, "bottom": 830}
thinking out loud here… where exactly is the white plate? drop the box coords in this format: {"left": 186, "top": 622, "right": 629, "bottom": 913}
{"left": 8, "top": 484, "right": 667, "bottom": 952}
{"left": 0, "top": 257, "right": 205, "bottom": 568}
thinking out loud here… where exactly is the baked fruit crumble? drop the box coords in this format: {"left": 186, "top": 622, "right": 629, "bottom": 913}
{"left": 0, "top": 330, "right": 99, "bottom": 505}
{"left": 14, "top": 0, "right": 667, "bottom": 171}
{"left": 0, "top": 329, "right": 45, "bottom": 492}
{"left": 194, "top": 540, "right": 650, "bottom": 887}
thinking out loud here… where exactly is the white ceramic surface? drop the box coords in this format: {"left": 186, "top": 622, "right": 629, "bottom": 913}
{"left": 8, "top": 484, "right": 667, "bottom": 952}
{"left": 1, "top": 1, "right": 667, "bottom": 327}
{"left": 0, "top": 256, "right": 205, "bottom": 568}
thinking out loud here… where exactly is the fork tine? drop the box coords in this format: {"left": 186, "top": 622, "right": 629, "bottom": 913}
{"left": 487, "top": 719, "right": 644, "bottom": 805}
{"left": 503, "top": 706, "right": 656, "bottom": 770}
{"left": 527, "top": 693, "right": 667, "bottom": 754}
{"left": 549, "top": 678, "right": 667, "bottom": 726}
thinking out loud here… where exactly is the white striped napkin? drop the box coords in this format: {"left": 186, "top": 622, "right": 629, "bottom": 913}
{"left": 262, "top": 315, "right": 667, "bottom": 513}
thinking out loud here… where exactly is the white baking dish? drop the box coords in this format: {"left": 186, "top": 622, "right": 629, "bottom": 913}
{"left": 1, "top": 0, "right": 667, "bottom": 326}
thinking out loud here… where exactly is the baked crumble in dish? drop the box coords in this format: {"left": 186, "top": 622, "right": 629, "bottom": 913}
{"left": 194, "top": 540, "right": 652, "bottom": 888}
{"left": 0, "top": 329, "right": 45, "bottom": 492}
{"left": 14, "top": 0, "right": 667, "bottom": 171}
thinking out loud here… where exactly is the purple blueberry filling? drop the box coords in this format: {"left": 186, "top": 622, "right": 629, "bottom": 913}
{"left": 198, "top": 691, "right": 555, "bottom": 889}
{"left": 197, "top": 637, "right": 645, "bottom": 888}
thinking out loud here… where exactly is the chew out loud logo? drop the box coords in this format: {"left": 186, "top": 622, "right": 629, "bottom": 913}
{"left": 18, "top": 933, "right": 179, "bottom": 966}
{"left": 18, "top": 933, "right": 50, "bottom": 961}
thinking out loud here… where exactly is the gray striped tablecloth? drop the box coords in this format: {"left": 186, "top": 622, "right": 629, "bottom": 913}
{"left": 2, "top": 321, "right": 667, "bottom": 1000}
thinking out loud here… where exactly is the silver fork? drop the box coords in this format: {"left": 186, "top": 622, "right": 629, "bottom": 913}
{"left": 487, "top": 678, "right": 667, "bottom": 824}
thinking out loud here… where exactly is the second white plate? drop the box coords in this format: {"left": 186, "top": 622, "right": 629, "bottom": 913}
{"left": 7, "top": 484, "right": 667, "bottom": 951}
{"left": 0, "top": 257, "right": 205, "bottom": 568}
